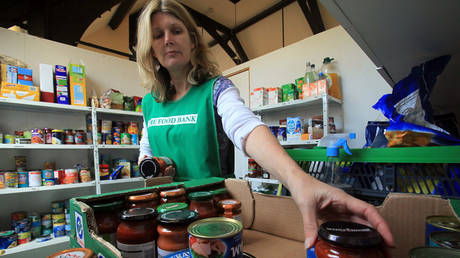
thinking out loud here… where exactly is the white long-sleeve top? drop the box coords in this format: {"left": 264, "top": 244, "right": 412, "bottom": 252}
{"left": 139, "top": 76, "right": 265, "bottom": 160}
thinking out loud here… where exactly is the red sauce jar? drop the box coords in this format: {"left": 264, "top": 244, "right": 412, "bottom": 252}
{"left": 314, "top": 221, "right": 385, "bottom": 258}
{"left": 211, "top": 188, "right": 231, "bottom": 209}
{"left": 160, "top": 188, "right": 187, "bottom": 204}
{"left": 157, "top": 209, "right": 199, "bottom": 257}
{"left": 126, "top": 192, "right": 159, "bottom": 209}
{"left": 218, "top": 199, "right": 242, "bottom": 222}
{"left": 64, "top": 129, "right": 74, "bottom": 144}
{"left": 91, "top": 200, "right": 123, "bottom": 246}
{"left": 188, "top": 191, "right": 217, "bottom": 219}
{"left": 117, "top": 208, "right": 157, "bottom": 257}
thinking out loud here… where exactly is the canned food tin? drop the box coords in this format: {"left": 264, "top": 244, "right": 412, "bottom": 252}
{"left": 121, "top": 133, "right": 131, "bottom": 145}
{"left": 64, "top": 169, "right": 79, "bottom": 184}
{"left": 14, "top": 219, "right": 30, "bottom": 233}
{"left": 426, "top": 216, "right": 460, "bottom": 245}
{"left": 188, "top": 217, "right": 243, "bottom": 258}
{"left": 17, "top": 231, "right": 31, "bottom": 245}
{"left": 0, "top": 131, "right": 3, "bottom": 143}
{"left": 42, "top": 169, "right": 53, "bottom": 186}
{"left": 52, "top": 130, "right": 64, "bottom": 144}
{"left": 64, "top": 129, "right": 74, "bottom": 144}
{"left": 79, "top": 168, "right": 91, "bottom": 182}
{"left": 28, "top": 171, "right": 42, "bottom": 187}
{"left": 31, "top": 128, "right": 45, "bottom": 144}
{"left": 11, "top": 211, "right": 27, "bottom": 222}
{"left": 0, "top": 172, "right": 5, "bottom": 188}
{"left": 0, "top": 230, "right": 17, "bottom": 249}
{"left": 102, "top": 133, "right": 112, "bottom": 145}
{"left": 44, "top": 128, "right": 53, "bottom": 144}
{"left": 54, "top": 169, "right": 65, "bottom": 185}
{"left": 5, "top": 172, "right": 18, "bottom": 188}
{"left": 131, "top": 134, "right": 138, "bottom": 145}
{"left": 17, "top": 171, "right": 28, "bottom": 188}
{"left": 53, "top": 223, "right": 66, "bottom": 238}
{"left": 86, "top": 132, "right": 93, "bottom": 144}
{"left": 4, "top": 134, "right": 15, "bottom": 144}
{"left": 409, "top": 246, "right": 460, "bottom": 257}
{"left": 44, "top": 178, "right": 55, "bottom": 186}
{"left": 101, "top": 120, "right": 112, "bottom": 133}
{"left": 75, "top": 130, "right": 86, "bottom": 145}
{"left": 429, "top": 231, "right": 460, "bottom": 248}
{"left": 15, "top": 156, "right": 27, "bottom": 170}
{"left": 52, "top": 214, "right": 65, "bottom": 224}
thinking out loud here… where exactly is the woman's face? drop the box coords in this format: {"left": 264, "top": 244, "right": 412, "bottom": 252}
{"left": 151, "top": 12, "right": 195, "bottom": 74}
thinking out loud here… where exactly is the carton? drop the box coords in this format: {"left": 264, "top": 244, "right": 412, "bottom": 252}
{"left": 295, "top": 77, "right": 304, "bottom": 99}
{"left": 55, "top": 65, "right": 69, "bottom": 104}
{"left": 68, "top": 64, "right": 87, "bottom": 106}
{"left": 0, "top": 63, "right": 7, "bottom": 82}
{"left": 6, "top": 65, "right": 17, "bottom": 84}
{"left": 69, "top": 177, "right": 459, "bottom": 258}
{"left": 250, "top": 87, "right": 267, "bottom": 108}
{"left": 17, "top": 67, "right": 33, "bottom": 86}
{"left": 281, "top": 83, "right": 296, "bottom": 102}
{"left": 39, "top": 64, "right": 55, "bottom": 102}
{"left": 267, "top": 87, "right": 282, "bottom": 105}
{"left": 0, "top": 81, "right": 39, "bottom": 101}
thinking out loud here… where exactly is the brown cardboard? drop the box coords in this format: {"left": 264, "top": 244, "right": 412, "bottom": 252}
{"left": 224, "top": 179, "right": 255, "bottom": 229}
{"left": 243, "top": 229, "right": 304, "bottom": 257}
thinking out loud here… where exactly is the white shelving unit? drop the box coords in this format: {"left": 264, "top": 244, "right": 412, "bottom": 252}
{"left": 99, "top": 177, "right": 144, "bottom": 185}
{"left": 0, "top": 181, "right": 95, "bottom": 195}
{"left": 0, "top": 144, "right": 93, "bottom": 149}
{"left": 95, "top": 107, "right": 143, "bottom": 117}
{"left": 279, "top": 139, "right": 320, "bottom": 147}
{"left": 1, "top": 236, "right": 69, "bottom": 256}
{"left": 97, "top": 144, "right": 140, "bottom": 149}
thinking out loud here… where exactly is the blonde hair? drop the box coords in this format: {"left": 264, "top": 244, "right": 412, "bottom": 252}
{"left": 136, "top": 0, "right": 220, "bottom": 102}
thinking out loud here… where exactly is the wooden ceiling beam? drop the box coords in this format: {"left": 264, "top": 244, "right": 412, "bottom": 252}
{"left": 297, "top": 0, "right": 325, "bottom": 34}
{"left": 109, "top": 0, "right": 136, "bottom": 30}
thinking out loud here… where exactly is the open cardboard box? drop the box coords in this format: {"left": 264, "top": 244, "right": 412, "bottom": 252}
{"left": 69, "top": 177, "right": 458, "bottom": 258}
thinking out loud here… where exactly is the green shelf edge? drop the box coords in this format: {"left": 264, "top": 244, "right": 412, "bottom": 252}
{"left": 286, "top": 146, "right": 460, "bottom": 163}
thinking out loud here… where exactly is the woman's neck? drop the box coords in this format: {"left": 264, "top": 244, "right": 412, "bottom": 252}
{"left": 169, "top": 65, "right": 192, "bottom": 101}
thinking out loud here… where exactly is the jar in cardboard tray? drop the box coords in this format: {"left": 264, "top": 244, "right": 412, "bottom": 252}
{"left": 218, "top": 199, "right": 242, "bottom": 222}
{"left": 91, "top": 200, "right": 123, "bottom": 246}
{"left": 127, "top": 192, "right": 159, "bottom": 209}
{"left": 314, "top": 221, "right": 385, "bottom": 258}
{"left": 188, "top": 191, "right": 217, "bottom": 219}
{"left": 157, "top": 209, "right": 199, "bottom": 257}
{"left": 117, "top": 208, "right": 157, "bottom": 258}
{"left": 211, "top": 188, "right": 231, "bottom": 208}
{"left": 160, "top": 188, "right": 187, "bottom": 204}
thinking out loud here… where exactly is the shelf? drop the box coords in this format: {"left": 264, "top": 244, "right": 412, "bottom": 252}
{"left": 1, "top": 236, "right": 69, "bottom": 255}
{"left": 280, "top": 140, "right": 319, "bottom": 146}
{"left": 251, "top": 95, "right": 342, "bottom": 113}
{"left": 95, "top": 108, "right": 143, "bottom": 117}
{"left": 245, "top": 177, "right": 280, "bottom": 184}
{"left": 97, "top": 144, "right": 140, "bottom": 149}
{"left": 0, "top": 144, "right": 93, "bottom": 149}
{"left": 0, "top": 181, "right": 95, "bottom": 195}
{"left": 0, "top": 97, "right": 91, "bottom": 113}
{"left": 99, "top": 177, "right": 145, "bottom": 185}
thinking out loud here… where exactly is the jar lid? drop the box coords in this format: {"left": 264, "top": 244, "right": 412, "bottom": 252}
{"left": 52, "top": 130, "right": 64, "bottom": 133}
{"left": 409, "top": 247, "right": 460, "bottom": 257}
{"left": 128, "top": 192, "right": 158, "bottom": 202}
{"left": 429, "top": 231, "right": 460, "bottom": 248}
{"left": 211, "top": 188, "right": 228, "bottom": 196}
{"left": 48, "top": 248, "right": 94, "bottom": 258}
{"left": 188, "top": 217, "right": 242, "bottom": 239}
{"left": 158, "top": 209, "right": 198, "bottom": 225}
{"left": 121, "top": 208, "right": 156, "bottom": 221}
{"left": 90, "top": 200, "right": 124, "bottom": 211}
{"left": 318, "top": 221, "right": 383, "bottom": 248}
{"left": 218, "top": 199, "right": 241, "bottom": 210}
{"left": 157, "top": 202, "right": 189, "bottom": 214}
{"left": 160, "top": 188, "right": 185, "bottom": 198}
{"left": 139, "top": 158, "right": 160, "bottom": 178}
{"left": 188, "top": 191, "right": 213, "bottom": 201}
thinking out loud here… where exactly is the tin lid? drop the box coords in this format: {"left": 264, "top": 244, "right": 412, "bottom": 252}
{"left": 158, "top": 209, "right": 198, "bottom": 225}
{"left": 318, "top": 221, "right": 383, "bottom": 248}
{"left": 157, "top": 202, "right": 189, "bottom": 214}
{"left": 430, "top": 231, "right": 460, "bottom": 249}
{"left": 139, "top": 158, "right": 160, "bottom": 178}
{"left": 48, "top": 248, "right": 94, "bottom": 258}
{"left": 188, "top": 217, "right": 243, "bottom": 239}
{"left": 90, "top": 200, "right": 124, "bottom": 211}
{"left": 188, "top": 191, "right": 213, "bottom": 201}
{"left": 121, "top": 208, "right": 156, "bottom": 221}
{"left": 0, "top": 230, "right": 15, "bottom": 237}
{"left": 160, "top": 188, "right": 185, "bottom": 198}
{"left": 128, "top": 192, "right": 158, "bottom": 202}
{"left": 218, "top": 199, "right": 241, "bottom": 210}
{"left": 427, "top": 216, "right": 460, "bottom": 232}
{"left": 409, "top": 247, "right": 460, "bottom": 257}
{"left": 211, "top": 188, "right": 228, "bottom": 196}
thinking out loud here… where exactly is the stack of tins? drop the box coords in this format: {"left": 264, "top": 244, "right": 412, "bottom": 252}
{"left": 11, "top": 211, "right": 31, "bottom": 245}
{"left": 51, "top": 200, "right": 66, "bottom": 238}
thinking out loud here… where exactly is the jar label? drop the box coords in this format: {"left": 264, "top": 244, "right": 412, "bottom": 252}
{"left": 117, "top": 241, "right": 156, "bottom": 258}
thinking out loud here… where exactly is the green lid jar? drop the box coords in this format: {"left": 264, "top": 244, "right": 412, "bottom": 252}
{"left": 157, "top": 202, "right": 189, "bottom": 215}
{"left": 90, "top": 200, "right": 124, "bottom": 245}
{"left": 188, "top": 191, "right": 216, "bottom": 219}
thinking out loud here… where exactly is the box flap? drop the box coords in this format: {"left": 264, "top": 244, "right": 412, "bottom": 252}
{"left": 243, "top": 229, "right": 304, "bottom": 258}
{"left": 224, "top": 179, "right": 255, "bottom": 229}
{"left": 377, "top": 193, "right": 455, "bottom": 258}
{"left": 251, "top": 193, "right": 304, "bottom": 242}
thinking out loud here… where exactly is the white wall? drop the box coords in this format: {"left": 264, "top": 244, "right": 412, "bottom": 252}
{"left": 224, "top": 26, "right": 392, "bottom": 148}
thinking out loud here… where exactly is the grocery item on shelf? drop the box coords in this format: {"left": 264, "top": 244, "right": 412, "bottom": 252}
{"left": 0, "top": 82, "right": 40, "bottom": 101}
{"left": 68, "top": 64, "right": 87, "bottom": 107}
{"left": 267, "top": 87, "right": 282, "bottom": 105}
{"left": 55, "top": 65, "right": 69, "bottom": 105}
{"left": 281, "top": 83, "right": 296, "bottom": 102}
{"left": 250, "top": 87, "right": 267, "bottom": 108}
{"left": 287, "top": 117, "right": 304, "bottom": 141}
{"left": 39, "top": 64, "right": 54, "bottom": 103}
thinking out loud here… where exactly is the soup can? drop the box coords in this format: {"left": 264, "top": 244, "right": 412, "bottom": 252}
{"left": 131, "top": 134, "right": 138, "bottom": 145}
{"left": 42, "top": 169, "right": 54, "bottom": 186}
{"left": 5, "top": 172, "right": 18, "bottom": 188}
{"left": 426, "top": 216, "right": 460, "bottom": 245}
{"left": 53, "top": 223, "right": 66, "bottom": 238}
{"left": 410, "top": 246, "right": 460, "bottom": 257}
{"left": 429, "top": 231, "right": 460, "bottom": 248}
{"left": 188, "top": 217, "right": 243, "bottom": 258}
{"left": 121, "top": 133, "right": 131, "bottom": 145}
{"left": 79, "top": 168, "right": 91, "bottom": 182}
{"left": 28, "top": 171, "right": 42, "bottom": 187}
{"left": 4, "top": 134, "right": 15, "bottom": 144}
{"left": 17, "top": 231, "right": 31, "bottom": 245}
{"left": 17, "top": 171, "right": 28, "bottom": 188}
{"left": 0, "top": 172, "right": 5, "bottom": 188}
{"left": 31, "top": 128, "right": 45, "bottom": 144}
{"left": 64, "top": 169, "right": 79, "bottom": 184}
{"left": 54, "top": 169, "right": 65, "bottom": 185}
{"left": 52, "top": 130, "right": 64, "bottom": 144}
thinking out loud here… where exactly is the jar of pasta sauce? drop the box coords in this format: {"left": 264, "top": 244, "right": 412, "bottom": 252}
{"left": 117, "top": 208, "right": 157, "bottom": 258}
{"left": 314, "top": 221, "right": 385, "bottom": 258}
{"left": 91, "top": 200, "right": 123, "bottom": 246}
{"left": 157, "top": 209, "right": 199, "bottom": 258}
{"left": 64, "top": 129, "right": 74, "bottom": 144}
{"left": 74, "top": 130, "right": 86, "bottom": 145}
{"left": 160, "top": 188, "right": 187, "bottom": 204}
{"left": 211, "top": 188, "right": 231, "bottom": 209}
{"left": 126, "top": 192, "right": 159, "bottom": 209}
{"left": 218, "top": 199, "right": 242, "bottom": 222}
{"left": 188, "top": 191, "right": 217, "bottom": 219}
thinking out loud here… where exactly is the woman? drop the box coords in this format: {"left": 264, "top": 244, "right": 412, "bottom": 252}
{"left": 136, "top": 0, "right": 395, "bottom": 250}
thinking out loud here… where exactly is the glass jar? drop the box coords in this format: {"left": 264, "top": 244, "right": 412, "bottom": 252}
{"left": 157, "top": 202, "right": 189, "bottom": 215}
{"left": 44, "top": 128, "right": 53, "bottom": 144}
{"left": 314, "top": 221, "right": 385, "bottom": 258}
{"left": 140, "top": 157, "right": 176, "bottom": 178}
{"left": 74, "top": 130, "right": 86, "bottom": 145}
{"left": 211, "top": 188, "right": 231, "bottom": 209}
{"left": 91, "top": 200, "right": 123, "bottom": 246}
{"left": 117, "top": 208, "right": 157, "bottom": 258}
{"left": 188, "top": 191, "right": 217, "bottom": 219}
{"left": 31, "top": 128, "right": 45, "bottom": 144}
{"left": 52, "top": 130, "right": 64, "bottom": 144}
{"left": 127, "top": 192, "right": 159, "bottom": 209}
{"left": 160, "top": 188, "right": 187, "bottom": 204}
{"left": 157, "top": 209, "right": 199, "bottom": 258}
{"left": 218, "top": 199, "right": 242, "bottom": 222}
{"left": 64, "top": 129, "right": 74, "bottom": 144}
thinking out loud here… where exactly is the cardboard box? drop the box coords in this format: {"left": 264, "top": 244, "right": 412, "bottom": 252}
{"left": 287, "top": 116, "right": 303, "bottom": 141}
{"left": 0, "top": 81, "right": 39, "bottom": 101}
{"left": 295, "top": 77, "right": 304, "bottom": 99}
{"left": 267, "top": 87, "right": 282, "bottom": 105}
{"left": 68, "top": 64, "right": 87, "bottom": 106}
{"left": 6, "top": 65, "right": 17, "bottom": 84}
{"left": 0, "top": 64, "right": 7, "bottom": 82}
{"left": 281, "top": 83, "right": 296, "bottom": 102}
{"left": 39, "top": 64, "right": 55, "bottom": 102}
{"left": 55, "top": 65, "right": 69, "bottom": 104}
{"left": 17, "top": 67, "right": 33, "bottom": 86}
{"left": 69, "top": 177, "right": 457, "bottom": 258}
{"left": 250, "top": 87, "right": 267, "bottom": 108}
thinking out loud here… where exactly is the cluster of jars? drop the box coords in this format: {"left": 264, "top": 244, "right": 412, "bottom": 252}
{"left": 90, "top": 187, "right": 242, "bottom": 257}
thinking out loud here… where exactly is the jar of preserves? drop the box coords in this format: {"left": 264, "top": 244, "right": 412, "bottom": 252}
{"left": 74, "top": 130, "right": 86, "bottom": 145}
{"left": 188, "top": 191, "right": 217, "bottom": 219}
{"left": 127, "top": 192, "right": 159, "bottom": 209}
{"left": 51, "top": 130, "right": 64, "bottom": 144}
{"left": 44, "top": 128, "right": 53, "bottom": 144}
{"left": 117, "top": 208, "right": 157, "bottom": 258}
{"left": 157, "top": 202, "right": 189, "bottom": 215}
{"left": 211, "top": 188, "right": 231, "bottom": 208}
{"left": 218, "top": 199, "right": 242, "bottom": 222}
{"left": 160, "top": 188, "right": 187, "bottom": 204}
{"left": 64, "top": 129, "right": 74, "bottom": 144}
{"left": 157, "top": 209, "right": 199, "bottom": 258}
{"left": 91, "top": 200, "right": 123, "bottom": 246}
{"left": 140, "top": 156, "right": 176, "bottom": 178}
{"left": 314, "top": 221, "right": 385, "bottom": 258}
